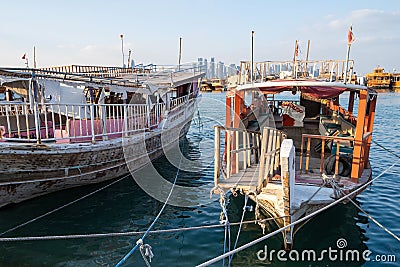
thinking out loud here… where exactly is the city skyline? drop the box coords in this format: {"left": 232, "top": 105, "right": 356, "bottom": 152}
{"left": 1, "top": 1, "right": 399, "bottom": 75}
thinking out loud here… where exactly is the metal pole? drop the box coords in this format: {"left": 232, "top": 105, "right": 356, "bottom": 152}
{"left": 305, "top": 40, "right": 310, "bottom": 76}
{"left": 293, "top": 40, "right": 298, "bottom": 78}
{"left": 344, "top": 44, "right": 351, "bottom": 84}
{"left": 31, "top": 73, "right": 41, "bottom": 144}
{"left": 178, "top": 37, "right": 182, "bottom": 71}
{"left": 33, "top": 46, "right": 37, "bottom": 69}
{"left": 251, "top": 31, "right": 254, "bottom": 83}
{"left": 120, "top": 34, "right": 124, "bottom": 68}
{"left": 127, "top": 49, "right": 131, "bottom": 68}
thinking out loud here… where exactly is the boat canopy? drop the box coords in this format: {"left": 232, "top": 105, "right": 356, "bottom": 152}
{"left": 236, "top": 79, "right": 374, "bottom": 99}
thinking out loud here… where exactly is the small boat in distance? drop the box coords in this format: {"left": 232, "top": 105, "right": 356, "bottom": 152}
{"left": 212, "top": 57, "right": 377, "bottom": 249}
{"left": 392, "top": 72, "right": 400, "bottom": 92}
{"left": 366, "top": 67, "right": 396, "bottom": 92}
{"left": 0, "top": 63, "right": 204, "bottom": 208}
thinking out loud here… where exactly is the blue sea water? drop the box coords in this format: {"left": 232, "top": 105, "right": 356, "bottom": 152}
{"left": 0, "top": 92, "right": 398, "bottom": 266}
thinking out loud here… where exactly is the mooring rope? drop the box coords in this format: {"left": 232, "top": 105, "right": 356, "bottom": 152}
{"left": 373, "top": 140, "right": 400, "bottom": 159}
{"left": 348, "top": 197, "right": 400, "bottom": 241}
{"left": 325, "top": 174, "right": 400, "bottom": 241}
{"left": 218, "top": 193, "right": 230, "bottom": 267}
{"left": 196, "top": 158, "right": 400, "bottom": 267}
{"left": 115, "top": 139, "right": 186, "bottom": 267}
{"left": 228, "top": 194, "right": 248, "bottom": 266}
{"left": 0, "top": 174, "right": 130, "bottom": 237}
{"left": 0, "top": 217, "right": 288, "bottom": 242}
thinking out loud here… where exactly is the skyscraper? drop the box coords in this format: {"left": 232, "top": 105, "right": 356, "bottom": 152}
{"left": 210, "top": 57, "right": 215, "bottom": 78}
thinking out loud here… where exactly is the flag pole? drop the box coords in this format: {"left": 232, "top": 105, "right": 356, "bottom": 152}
{"left": 344, "top": 25, "right": 354, "bottom": 84}
{"left": 344, "top": 43, "right": 351, "bottom": 84}
{"left": 251, "top": 30, "right": 254, "bottom": 83}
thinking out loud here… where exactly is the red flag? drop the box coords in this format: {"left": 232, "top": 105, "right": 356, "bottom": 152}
{"left": 22, "top": 53, "right": 26, "bottom": 60}
{"left": 295, "top": 41, "right": 299, "bottom": 57}
{"left": 348, "top": 26, "right": 355, "bottom": 45}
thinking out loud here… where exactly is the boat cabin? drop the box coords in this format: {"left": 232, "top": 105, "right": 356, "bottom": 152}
{"left": 213, "top": 58, "right": 378, "bottom": 249}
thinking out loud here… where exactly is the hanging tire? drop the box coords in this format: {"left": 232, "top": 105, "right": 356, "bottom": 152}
{"left": 324, "top": 154, "right": 352, "bottom": 177}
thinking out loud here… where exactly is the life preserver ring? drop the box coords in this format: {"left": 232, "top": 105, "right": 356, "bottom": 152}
{"left": 324, "top": 154, "right": 352, "bottom": 177}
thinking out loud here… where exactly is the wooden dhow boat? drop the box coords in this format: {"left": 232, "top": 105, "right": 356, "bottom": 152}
{"left": 212, "top": 58, "right": 377, "bottom": 248}
{"left": 0, "top": 64, "right": 204, "bottom": 208}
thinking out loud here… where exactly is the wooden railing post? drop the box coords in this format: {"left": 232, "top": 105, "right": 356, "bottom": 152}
{"left": 242, "top": 131, "right": 247, "bottom": 169}
{"left": 280, "top": 138, "right": 295, "bottom": 247}
{"left": 299, "top": 135, "right": 304, "bottom": 173}
{"left": 257, "top": 127, "right": 268, "bottom": 191}
{"left": 226, "top": 130, "right": 232, "bottom": 178}
{"left": 320, "top": 139, "right": 325, "bottom": 174}
{"left": 247, "top": 132, "right": 251, "bottom": 167}
{"left": 305, "top": 137, "right": 311, "bottom": 173}
{"left": 235, "top": 130, "right": 239, "bottom": 174}
{"left": 123, "top": 104, "right": 128, "bottom": 137}
{"left": 214, "top": 126, "right": 221, "bottom": 187}
{"left": 90, "top": 103, "right": 96, "bottom": 143}
{"left": 334, "top": 140, "right": 341, "bottom": 176}
{"left": 351, "top": 89, "right": 368, "bottom": 180}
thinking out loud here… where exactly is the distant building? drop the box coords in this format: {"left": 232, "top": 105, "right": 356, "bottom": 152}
{"left": 210, "top": 58, "right": 215, "bottom": 79}
{"left": 197, "top": 57, "right": 237, "bottom": 79}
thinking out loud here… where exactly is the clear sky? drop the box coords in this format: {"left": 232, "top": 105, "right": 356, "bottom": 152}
{"left": 1, "top": 0, "right": 399, "bottom": 75}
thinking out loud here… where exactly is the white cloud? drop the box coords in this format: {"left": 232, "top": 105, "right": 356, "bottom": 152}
{"left": 81, "top": 45, "right": 97, "bottom": 52}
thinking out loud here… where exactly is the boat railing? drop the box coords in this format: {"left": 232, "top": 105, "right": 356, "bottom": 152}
{"left": 238, "top": 59, "right": 355, "bottom": 84}
{"left": 214, "top": 126, "right": 286, "bottom": 192}
{"left": 257, "top": 127, "right": 286, "bottom": 191}
{"left": 170, "top": 94, "right": 189, "bottom": 110}
{"left": 299, "top": 133, "right": 372, "bottom": 178}
{"left": 214, "top": 126, "right": 262, "bottom": 185}
{"left": 0, "top": 102, "right": 166, "bottom": 143}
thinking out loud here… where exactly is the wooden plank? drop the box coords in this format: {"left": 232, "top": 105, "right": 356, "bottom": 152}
{"left": 218, "top": 167, "right": 259, "bottom": 189}
{"left": 305, "top": 136, "right": 311, "bottom": 173}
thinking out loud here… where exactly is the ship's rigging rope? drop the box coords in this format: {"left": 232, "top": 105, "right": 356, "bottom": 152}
{"left": 196, "top": 158, "right": 400, "bottom": 267}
